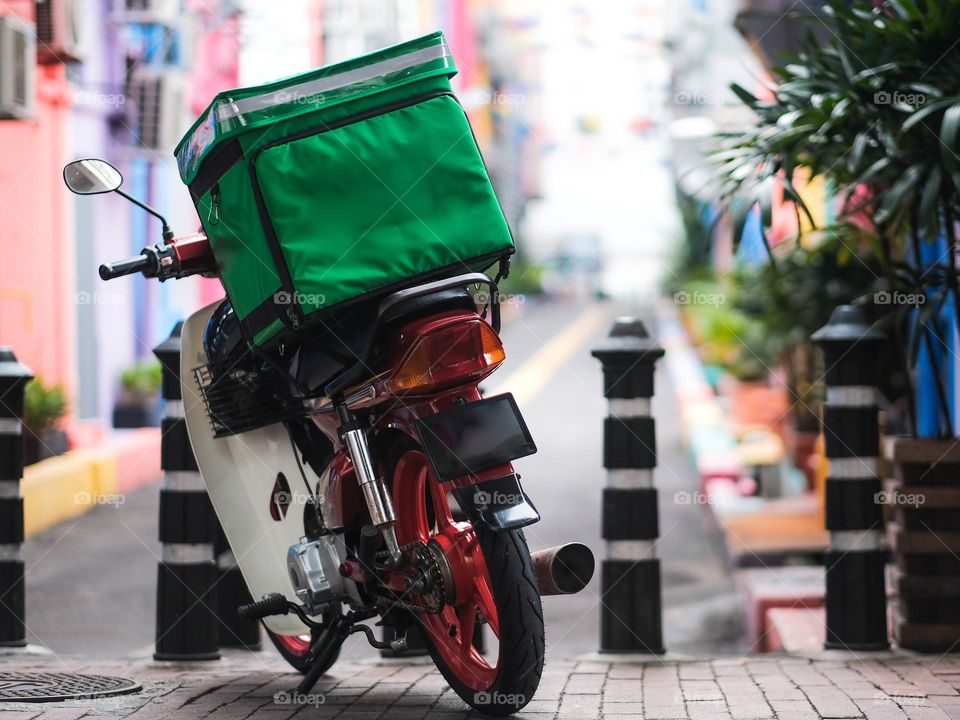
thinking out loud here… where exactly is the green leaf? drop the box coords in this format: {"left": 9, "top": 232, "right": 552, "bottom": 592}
{"left": 848, "top": 131, "right": 870, "bottom": 173}
{"left": 939, "top": 103, "right": 960, "bottom": 178}
{"left": 876, "top": 164, "right": 923, "bottom": 225}
{"left": 850, "top": 62, "right": 903, "bottom": 82}
{"left": 729, "top": 83, "right": 760, "bottom": 110}
{"left": 918, "top": 165, "right": 943, "bottom": 232}
{"left": 901, "top": 98, "right": 960, "bottom": 132}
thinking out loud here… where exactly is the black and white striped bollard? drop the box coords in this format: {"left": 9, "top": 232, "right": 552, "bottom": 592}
{"left": 215, "top": 521, "right": 261, "bottom": 650}
{"left": 592, "top": 317, "right": 665, "bottom": 654}
{"left": 812, "top": 305, "right": 888, "bottom": 650}
{"left": 154, "top": 323, "right": 221, "bottom": 661}
{"left": 0, "top": 349, "right": 32, "bottom": 647}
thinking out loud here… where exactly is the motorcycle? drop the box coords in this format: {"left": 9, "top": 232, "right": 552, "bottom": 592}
{"left": 63, "top": 158, "right": 595, "bottom": 716}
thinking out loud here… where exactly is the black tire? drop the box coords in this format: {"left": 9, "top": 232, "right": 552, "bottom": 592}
{"left": 423, "top": 527, "right": 545, "bottom": 716}
{"left": 264, "top": 625, "right": 341, "bottom": 675}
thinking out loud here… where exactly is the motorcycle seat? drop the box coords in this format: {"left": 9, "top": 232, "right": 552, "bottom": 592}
{"left": 292, "top": 287, "right": 477, "bottom": 394}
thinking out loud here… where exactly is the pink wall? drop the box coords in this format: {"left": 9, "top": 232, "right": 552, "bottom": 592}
{"left": 186, "top": 1, "right": 241, "bottom": 306}
{"left": 0, "top": 3, "right": 77, "bottom": 401}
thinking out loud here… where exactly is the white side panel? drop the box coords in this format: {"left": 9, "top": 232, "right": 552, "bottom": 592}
{"left": 180, "top": 302, "right": 312, "bottom": 635}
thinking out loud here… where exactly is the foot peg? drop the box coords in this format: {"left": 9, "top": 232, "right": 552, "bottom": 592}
{"left": 239, "top": 592, "right": 290, "bottom": 619}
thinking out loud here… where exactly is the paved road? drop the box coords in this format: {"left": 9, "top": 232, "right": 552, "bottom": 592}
{"left": 20, "top": 298, "right": 742, "bottom": 663}
{"left": 2, "top": 651, "right": 958, "bottom": 719}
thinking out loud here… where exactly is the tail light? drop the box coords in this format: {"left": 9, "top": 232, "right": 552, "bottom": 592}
{"left": 384, "top": 319, "right": 505, "bottom": 395}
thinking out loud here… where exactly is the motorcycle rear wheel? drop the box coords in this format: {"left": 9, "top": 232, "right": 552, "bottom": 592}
{"left": 390, "top": 448, "right": 544, "bottom": 716}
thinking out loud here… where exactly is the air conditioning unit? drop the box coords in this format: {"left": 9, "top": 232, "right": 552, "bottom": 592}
{"left": 126, "top": 69, "right": 187, "bottom": 152}
{"left": 35, "top": 0, "right": 83, "bottom": 64}
{"left": 113, "top": 0, "right": 179, "bottom": 24}
{"left": 0, "top": 14, "right": 36, "bottom": 120}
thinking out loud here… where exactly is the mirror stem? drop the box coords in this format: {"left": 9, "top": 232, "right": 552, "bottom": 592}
{"left": 115, "top": 189, "right": 174, "bottom": 241}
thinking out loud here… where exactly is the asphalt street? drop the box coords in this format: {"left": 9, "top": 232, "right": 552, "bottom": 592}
{"left": 20, "top": 297, "right": 743, "bottom": 664}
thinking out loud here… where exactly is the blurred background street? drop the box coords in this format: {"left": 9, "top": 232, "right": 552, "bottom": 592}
{"left": 5, "top": 0, "right": 960, "bottom": 703}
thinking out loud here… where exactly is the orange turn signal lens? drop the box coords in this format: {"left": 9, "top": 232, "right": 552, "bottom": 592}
{"left": 387, "top": 320, "right": 505, "bottom": 394}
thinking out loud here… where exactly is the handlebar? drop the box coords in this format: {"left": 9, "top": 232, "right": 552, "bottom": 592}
{"left": 98, "top": 254, "right": 154, "bottom": 281}
{"left": 98, "top": 233, "right": 216, "bottom": 283}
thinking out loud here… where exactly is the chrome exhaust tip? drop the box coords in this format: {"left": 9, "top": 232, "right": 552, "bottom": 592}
{"left": 531, "top": 542, "right": 595, "bottom": 595}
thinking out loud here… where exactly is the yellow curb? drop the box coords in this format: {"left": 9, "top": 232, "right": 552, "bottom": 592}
{"left": 21, "top": 448, "right": 119, "bottom": 538}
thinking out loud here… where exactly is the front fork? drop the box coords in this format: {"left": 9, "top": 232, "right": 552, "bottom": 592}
{"left": 336, "top": 404, "right": 403, "bottom": 566}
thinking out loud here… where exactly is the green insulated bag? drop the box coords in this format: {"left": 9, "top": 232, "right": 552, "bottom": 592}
{"left": 175, "top": 31, "right": 513, "bottom": 347}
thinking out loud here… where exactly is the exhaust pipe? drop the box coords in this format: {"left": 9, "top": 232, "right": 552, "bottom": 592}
{"left": 531, "top": 543, "right": 595, "bottom": 595}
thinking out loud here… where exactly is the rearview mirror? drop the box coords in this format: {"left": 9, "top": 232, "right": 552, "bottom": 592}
{"left": 63, "top": 159, "right": 123, "bottom": 195}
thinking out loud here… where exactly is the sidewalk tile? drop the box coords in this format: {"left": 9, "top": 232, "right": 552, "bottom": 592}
{"left": 802, "top": 684, "right": 864, "bottom": 718}
{"left": 855, "top": 698, "right": 909, "bottom": 720}
{"left": 602, "top": 701, "right": 644, "bottom": 714}
{"left": 901, "top": 705, "right": 951, "bottom": 720}
{"left": 563, "top": 672, "right": 604, "bottom": 694}
{"left": 681, "top": 680, "right": 724, "bottom": 701}
{"left": 557, "top": 693, "right": 601, "bottom": 717}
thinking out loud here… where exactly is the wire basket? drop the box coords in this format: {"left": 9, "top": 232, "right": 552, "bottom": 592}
{"left": 194, "top": 357, "right": 305, "bottom": 438}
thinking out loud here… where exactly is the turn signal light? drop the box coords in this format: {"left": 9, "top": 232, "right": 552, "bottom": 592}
{"left": 386, "top": 320, "right": 505, "bottom": 394}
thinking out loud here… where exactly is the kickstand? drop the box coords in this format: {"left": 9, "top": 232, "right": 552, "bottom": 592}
{"left": 297, "top": 607, "right": 383, "bottom": 695}
{"left": 297, "top": 614, "right": 347, "bottom": 695}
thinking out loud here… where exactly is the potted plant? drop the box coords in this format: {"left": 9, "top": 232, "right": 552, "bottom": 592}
{"left": 113, "top": 361, "right": 163, "bottom": 428}
{"left": 731, "top": 238, "right": 879, "bottom": 486}
{"left": 676, "top": 273, "right": 789, "bottom": 427}
{"left": 710, "top": 0, "right": 960, "bottom": 651}
{"left": 22, "top": 378, "right": 68, "bottom": 465}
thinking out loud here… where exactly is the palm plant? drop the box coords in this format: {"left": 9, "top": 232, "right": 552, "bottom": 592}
{"left": 712, "top": 0, "right": 960, "bottom": 437}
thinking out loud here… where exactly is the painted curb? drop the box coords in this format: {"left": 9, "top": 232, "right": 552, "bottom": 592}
{"left": 21, "top": 428, "right": 161, "bottom": 538}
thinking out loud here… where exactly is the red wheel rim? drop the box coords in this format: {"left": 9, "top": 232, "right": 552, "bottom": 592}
{"left": 274, "top": 633, "right": 311, "bottom": 656}
{"left": 392, "top": 451, "right": 499, "bottom": 690}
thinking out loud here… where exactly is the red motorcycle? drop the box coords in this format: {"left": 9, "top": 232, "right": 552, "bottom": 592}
{"left": 65, "top": 158, "right": 595, "bottom": 716}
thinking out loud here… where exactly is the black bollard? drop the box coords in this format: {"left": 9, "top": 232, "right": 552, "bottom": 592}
{"left": 0, "top": 349, "right": 32, "bottom": 647}
{"left": 812, "top": 305, "right": 889, "bottom": 650}
{"left": 592, "top": 317, "right": 665, "bottom": 654}
{"left": 153, "top": 323, "right": 220, "bottom": 660}
{"left": 215, "top": 521, "right": 261, "bottom": 650}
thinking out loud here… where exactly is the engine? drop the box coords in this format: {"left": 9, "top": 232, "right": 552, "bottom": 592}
{"left": 287, "top": 534, "right": 360, "bottom": 615}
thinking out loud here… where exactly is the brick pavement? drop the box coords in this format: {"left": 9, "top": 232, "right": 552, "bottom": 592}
{"left": 0, "top": 651, "right": 958, "bottom": 719}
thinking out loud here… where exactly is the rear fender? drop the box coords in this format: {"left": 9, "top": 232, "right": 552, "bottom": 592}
{"left": 448, "top": 465, "right": 540, "bottom": 531}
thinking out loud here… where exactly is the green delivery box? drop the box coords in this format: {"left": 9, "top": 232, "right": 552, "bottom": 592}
{"left": 175, "top": 31, "right": 514, "bottom": 347}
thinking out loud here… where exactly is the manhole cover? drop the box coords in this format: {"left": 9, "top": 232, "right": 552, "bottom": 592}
{"left": 0, "top": 672, "right": 141, "bottom": 702}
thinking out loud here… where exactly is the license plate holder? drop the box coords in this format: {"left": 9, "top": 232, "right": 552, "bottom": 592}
{"left": 415, "top": 393, "right": 536, "bottom": 482}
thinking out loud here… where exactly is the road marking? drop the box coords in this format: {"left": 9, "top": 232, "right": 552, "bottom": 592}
{"left": 488, "top": 304, "right": 608, "bottom": 406}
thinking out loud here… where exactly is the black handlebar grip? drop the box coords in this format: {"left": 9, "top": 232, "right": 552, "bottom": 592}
{"left": 99, "top": 254, "right": 151, "bottom": 281}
